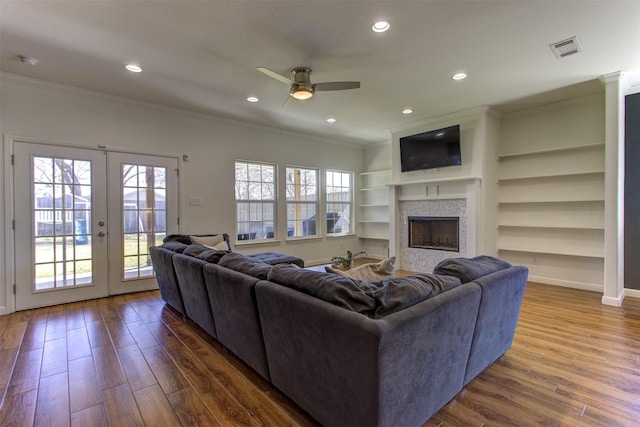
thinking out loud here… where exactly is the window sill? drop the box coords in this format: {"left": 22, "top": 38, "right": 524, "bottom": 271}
{"left": 286, "top": 236, "right": 323, "bottom": 243}
{"left": 234, "top": 239, "right": 281, "bottom": 247}
{"left": 326, "top": 233, "right": 357, "bottom": 239}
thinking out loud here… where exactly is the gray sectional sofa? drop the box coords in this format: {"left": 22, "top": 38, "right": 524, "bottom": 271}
{"left": 150, "top": 236, "right": 528, "bottom": 427}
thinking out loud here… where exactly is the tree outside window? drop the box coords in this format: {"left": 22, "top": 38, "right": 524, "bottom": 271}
{"left": 326, "top": 170, "right": 353, "bottom": 235}
{"left": 235, "top": 161, "right": 276, "bottom": 241}
{"left": 286, "top": 166, "right": 318, "bottom": 238}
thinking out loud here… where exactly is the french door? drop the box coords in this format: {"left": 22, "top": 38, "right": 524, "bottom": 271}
{"left": 13, "top": 142, "right": 178, "bottom": 310}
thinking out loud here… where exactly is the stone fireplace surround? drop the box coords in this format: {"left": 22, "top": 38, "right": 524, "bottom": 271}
{"left": 399, "top": 198, "right": 468, "bottom": 273}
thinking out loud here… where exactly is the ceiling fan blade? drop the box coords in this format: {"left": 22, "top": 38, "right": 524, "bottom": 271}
{"left": 314, "top": 81, "right": 361, "bottom": 91}
{"left": 257, "top": 67, "right": 294, "bottom": 85}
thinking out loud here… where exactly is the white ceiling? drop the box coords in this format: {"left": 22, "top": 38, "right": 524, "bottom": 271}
{"left": 1, "top": 1, "right": 639, "bottom": 145}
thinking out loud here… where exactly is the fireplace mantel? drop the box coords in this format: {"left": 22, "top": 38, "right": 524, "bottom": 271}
{"left": 388, "top": 175, "right": 481, "bottom": 187}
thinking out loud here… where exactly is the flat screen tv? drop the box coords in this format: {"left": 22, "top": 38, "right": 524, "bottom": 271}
{"left": 399, "top": 124, "right": 461, "bottom": 172}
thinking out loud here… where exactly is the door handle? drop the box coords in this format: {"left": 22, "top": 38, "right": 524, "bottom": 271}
{"left": 98, "top": 231, "right": 106, "bottom": 237}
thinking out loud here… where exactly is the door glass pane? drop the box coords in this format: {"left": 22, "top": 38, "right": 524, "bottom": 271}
{"left": 33, "top": 156, "right": 93, "bottom": 290}
{"left": 122, "top": 164, "right": 167, "bottom": 280}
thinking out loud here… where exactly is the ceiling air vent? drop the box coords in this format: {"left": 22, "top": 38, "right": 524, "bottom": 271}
{"left": 550, "top": 36, "right": 582, "bottom": 59}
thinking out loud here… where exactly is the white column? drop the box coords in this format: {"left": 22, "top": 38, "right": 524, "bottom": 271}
{"left": 600, "top": 71, "right": 628, "bottom": 306}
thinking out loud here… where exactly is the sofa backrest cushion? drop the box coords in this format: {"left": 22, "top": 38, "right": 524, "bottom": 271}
{"left": 163, "top": 233, "right": 232, "bottom": 250}
{"left": 362, "top": 274, "right": 463, "bottom": 319}
{"left": 182, "top": 244, "right": 211, "bottom": 258}
{"left": 267, "top": 264, "right": 376, "bottom": 316}
{"left": 433, "top": 255, "right": 512, "bottom": 283}
{"left": 218, "top": 252, "right": 273, "bottom": 280}
{"left": 160, "top": 241, "right": 188, "bottom": 253}
{"left": 196, "top": 249, "right": 230, "bottom": 264}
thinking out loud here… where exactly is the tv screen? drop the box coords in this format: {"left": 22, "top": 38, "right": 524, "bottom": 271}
{"left": 399, "top": 125, "right": 461, "bottom": 172}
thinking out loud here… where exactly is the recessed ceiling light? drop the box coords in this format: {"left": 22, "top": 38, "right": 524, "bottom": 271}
{"left": 326, "top": 118, "right": 337, "bottom": 123}
{"left": 246, "top": 96, "right": 259, "bottom": 103}
{"left": 125, "top": 64, "right": 142, "bottom": 73}
{"left": 402, "top": 108, "right": 413, "bottom": 115}
{"left": 452, "top": 72, "right": 467, "bottom": 80}
{"left": 372, "top": 21, "right": 390, "bottom": 33}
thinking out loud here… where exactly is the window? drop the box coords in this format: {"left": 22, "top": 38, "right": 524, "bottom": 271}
{"left": 235, "top": 161, "right": 276, "bottom": 241}
{"left": 325, "top": 170, "right": 353, "bottom": 235}
{"left": 286, "top": 166, "right": 318, "bottom": 238}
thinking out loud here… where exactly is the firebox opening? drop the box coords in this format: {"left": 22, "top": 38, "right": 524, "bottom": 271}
{"left": 408, "top": 216, "right": 459, "bottom": 252}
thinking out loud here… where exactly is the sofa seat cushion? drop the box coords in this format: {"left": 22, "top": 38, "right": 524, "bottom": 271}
{"left": 267, "top": 264, "right": 376, "bottom": 315}
{"left": 219, "top": 252, "right": 274, "bottom": 280}
{"left": 433, "top": 255, "right": 512, "bottom": 283}
{"left": 362, "top": 274, "right": 462, "bottom": 319}
{"left": 325, "top": 257, "right": 395, "bottom": 282}
{"left": 248, "top": 252, "right": 304, "bottom": 268}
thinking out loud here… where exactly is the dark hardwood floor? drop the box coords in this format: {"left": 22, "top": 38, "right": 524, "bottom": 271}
{"left": 0, "top": 281, "right": 639, "bottom": 426}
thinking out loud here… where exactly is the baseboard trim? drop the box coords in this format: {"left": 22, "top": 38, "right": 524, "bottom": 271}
{"left": 527, "top": 275, "right": 603, "bottom": 292}
{"left": 625, "top": 288, "right": 640, "bottom": 299}
{"left": 602, "top": 295, "right": 624, "bottom": 307}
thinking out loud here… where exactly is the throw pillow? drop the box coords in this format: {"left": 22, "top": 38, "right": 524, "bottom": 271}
{"left": 203, "top": 240, "right": 230, "bottom": 251}
{"left": 161, "top": 241, "right": 188, "bottom": 253}
{"left": 325, "top": 257, "right": 395, "bottom": 282}
{"left": 268, "top": 264, "right": 376, "bottom": 316}
{"left": 182, "top": 244, "right": 210, "bottom": 258}
{"left": 190, "top": 234, "right": 223, "bottom": 246}
{"left": 433, "top": 255, "right": 512, "bottom": 283}
{"left": 361, "top": 274, "right": 462, "bottom": 319}
{"left": 197, "top": 249, "right": 229, "bottom": 264}
{"left": 218, "top": 252, "right": 273, "bottom": 280}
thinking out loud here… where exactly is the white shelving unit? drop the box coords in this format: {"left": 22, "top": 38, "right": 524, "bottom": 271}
{"left": 358, "top": 170, "right": 391, "bottom": 240}
{"left": 495, "top": 143, "right": 605, "bottom": 259}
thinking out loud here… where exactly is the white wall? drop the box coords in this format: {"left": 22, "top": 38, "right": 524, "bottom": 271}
{"left": 0, "top": 74, "right": 364, "bottom": 312}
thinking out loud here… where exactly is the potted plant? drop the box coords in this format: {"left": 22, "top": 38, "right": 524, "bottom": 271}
{"left": 331, "top": 250, "right": 367, "bottom": 270}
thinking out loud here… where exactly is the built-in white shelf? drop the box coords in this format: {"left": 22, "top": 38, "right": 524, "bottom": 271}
{"left": 389, "top": 176, "right": 481, "bottom": 187}
{"left": 498, "top": 197, "right": 605, "bottom": 205}
{"left": 497, "top": 142, "right": 605, "bottom": 160}
{"left": 497, "top": 170, "right": 604, "bottom": 183}
{"left": 497, "top": 223, "right": 604, "bottom": 230}
{"left": 358, "top": 169, "right": 391, "bottom": 242}
{"left": 497, "top": 247, "right": 604, "bottom": 259}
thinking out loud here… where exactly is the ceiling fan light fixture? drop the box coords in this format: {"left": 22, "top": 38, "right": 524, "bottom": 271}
{"left": 125, "top": 64, "right": 142, "bottom": 73}
{"left": 372, "top": 21, "right": 390, "bottom": 32}
{"left": 452, "top": 72, "right": 467, "bottom": 80}
{"left": 290, "top": 83, "right": 314, "bottom": 100}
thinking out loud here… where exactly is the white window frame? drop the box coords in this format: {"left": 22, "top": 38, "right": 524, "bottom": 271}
{"left": 285, "top": 166, "right": 319, "bottom": 239}
{"left": 234, "top": 160, "right": 277, "bottom": 242}
{"left": 325, "top": 169, "right": 354, "bottom": 236}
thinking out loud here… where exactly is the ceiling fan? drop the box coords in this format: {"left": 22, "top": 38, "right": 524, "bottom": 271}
{"left": 257, "top": 66, "right": 360, "bottom": 100}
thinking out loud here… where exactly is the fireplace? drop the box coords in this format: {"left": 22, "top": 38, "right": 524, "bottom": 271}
{"left": 408, "top": 216, "right": 459, "bottom": 252}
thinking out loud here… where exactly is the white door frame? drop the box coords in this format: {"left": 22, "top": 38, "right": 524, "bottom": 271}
{"left": 2, "top": 135, "right": 182, "bottom": 313}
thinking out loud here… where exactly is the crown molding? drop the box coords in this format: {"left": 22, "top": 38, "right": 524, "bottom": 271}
{"left": 0, "top": 72, "right": 366, "bottom": 150}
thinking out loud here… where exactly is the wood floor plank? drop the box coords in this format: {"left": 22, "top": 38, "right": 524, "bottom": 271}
{"left": 66, "top": 327, "right": 92, "bottom": 361}
{"left": 71, "top": 404, "right": 107, "bottom": 427}
{"left": 40, "top": 337, "right": 67, "bottom": 378}
{"left": 116, "top": 345, "right": 157, "bottom": 392}
{"left": 125, "top": 320, "right": 159, "bottom": 350}
{"left": 86, "top": 320, "right": 111, "bottom": 349}
{"left": 0, "top": 348, "right": 20, "bottom": 395}
{"left": 166, "top": 386, "right": 222, "bottom": 427}
{"left": 0, "top": 321, "right": 27, "bottom": 350}
{"left": 101, "top": 383, "right": 144, "bottom": 427}
{"left": 134, "top": 384, "right": 182, "bottom": 427}
{"left": 140, "top": 345, "right": 190, "bottom": 395}
{"left": 0, "top": 389, "right": 38, "bottom": 426}
{"left": 5, "top": 348, "right": 43, "bottom": 397}
{"left": 20, "top": 321, "right": 46, "bottom": 352}
{"left": 34, "top": 371, "right": 70, "bottom": 427}
{"left": 104, "top": 319, "right": 136, "bottom": 349}
{"left": 92, "top": 344, "right": 127, "bottom": 390}
{"left": 68, "top": 355, "right": 102, "bottom": 413}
